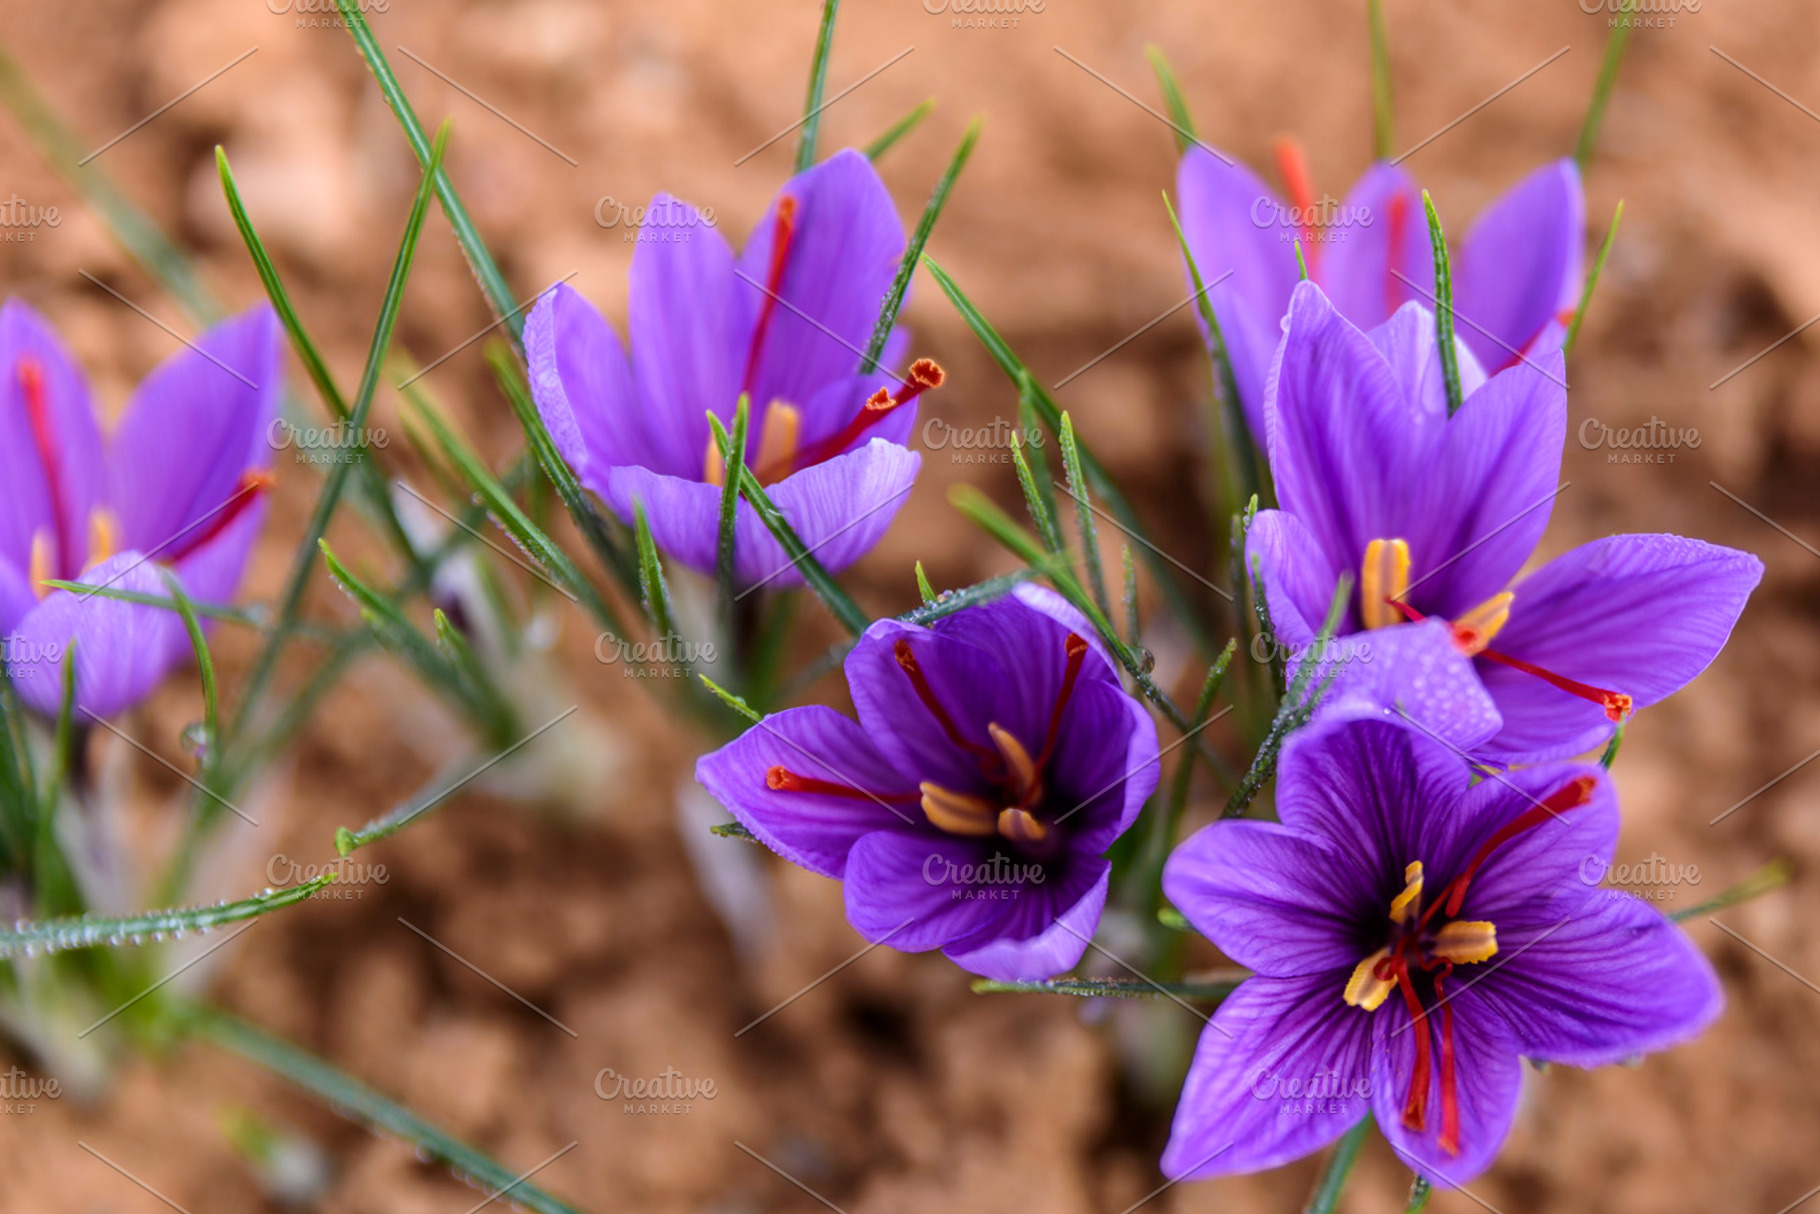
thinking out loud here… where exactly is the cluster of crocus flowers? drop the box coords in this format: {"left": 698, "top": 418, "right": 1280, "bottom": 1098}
{"left": 1247, "top": 282, "right": 1762, "bottom": 763}
{"left": 1159, "top": 711, "right": 1721, "bottom": 1185}
{"left": 1177, "top": 141, "right": 1584, "bottom": 436}
{"left": 696, "top": 588, "right": 1159, "bottom": 980}
{"left": 1, "top": 300, "right": 280, "bottom": 716}
{"left": 528, "top": 149, "right": 939, "bottom": 586}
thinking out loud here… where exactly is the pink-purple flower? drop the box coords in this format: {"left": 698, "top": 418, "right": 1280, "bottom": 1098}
{"left": 1160, "top": 711, "right": 1721, "bottom": 1186}
{"left": 695, "top": 588, "right": 1159, "bottom": 981}
{"left": 2, "top": 300, "right": 279, "bottom": 717}
{"left": 527, "top": 149, "right": 937, "bottom": 587}
{"left": 1178, "top": 142, "right": 1583, "bottom": 437}
{"left": 1247, "top": 282, "right": 1761, "bottom": 763}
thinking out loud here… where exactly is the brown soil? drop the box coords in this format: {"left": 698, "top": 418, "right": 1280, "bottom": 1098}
{"left": 0, "top": 1, "right": 1816, "bottom": 1212}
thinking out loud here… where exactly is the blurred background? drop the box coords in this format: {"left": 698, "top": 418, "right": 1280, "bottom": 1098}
{"left": 0, "top": 0, "right": 1815, "bottom": 1210}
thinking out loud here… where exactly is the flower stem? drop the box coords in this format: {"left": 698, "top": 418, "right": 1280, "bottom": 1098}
{"left": 1304, "top": 1116, "right": 1372, "bottom": 1214}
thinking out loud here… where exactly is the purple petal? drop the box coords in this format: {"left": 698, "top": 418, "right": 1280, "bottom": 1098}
{"left": 0, "top": 300, "right": 105, "bottom": 582}
{"left": 1176, "top": 146, "right": 1299, "bottom": 436}
{"left": 926, "top": 594, "right": 1120, "bottom": 744}
{"left": 1245, "top": 508, "right": 1339, "bottom": 646}
{"left": 1366, "top": 301, "right": 1488, "bottom": 419}
{"left": 1048, "top": 677, "right": 1159, "bottom": 847}
{"left": 525, "top": 283, "right": 647, "bottom": 495}
{"left": 1160, "top": 972, "right": 1374, "bottom": 1180}
{"left": 843, "top": 614, "right": 1011, "bottom": 794}
{"left": 1010, "top": 582, "right": 1119, "bottom": 672}
{"left": 1371, "top": 984, "right": 1521, "bottom": 1187}
{"left": 604, "top": 438, "right": 919, "bottom": 584}
{"left": 1456, "top": 159, "right": 1584, "bottom": 374}
{"left": 735, "top": 150, "right": 905, "bottom": 413}
{"left": 1321, "top": 162, "right": 1434, "bottom": 331}
{"left": 1449, "top": 761, "right": 1618, "bottom": 927}
{"left": 107, "top": 306, "right": 280, "bottom": 557}
{"left": 940, "top": 863, "right": 1109, "bottom": 981}
{"left": 840, "top": 829, "right": 1006, "bottom": 952}
{"left": 1474, "top": 888, "right": 1722, "bottom": 1066}
{"left": 693, "top": 705, "right": 920, "bottom": 878}
{"left": 0, "top": 559, "right": 33, "bottom": 637}
{"left": 8, "top": 553, "right": 185, "bottom": 717}
{"left": 1311, "top": 619, "right": 1505, "bottom": 756}
{"left": 627, "top": 195, "right": 741, "bottom": 479}
{"left": 1480, "top": 534, "right": 1764, "bottom": 763}
{"left": 1163, "top": 820, "right": 1369, "bottom": 976}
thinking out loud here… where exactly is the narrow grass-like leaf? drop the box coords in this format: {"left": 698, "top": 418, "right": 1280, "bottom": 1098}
{"left": 1222, "top": 575, "right": 1351, "bottom": 818}
{"left": 1121, "top": 546, "right": 1139, "bottom": 646}
{"left": 1598, "top": 720, "right": 1625, "bottom": 769}
{"left": 192, "top": 1009, "right": 586, "bottom": 1214}
{"left": 1306, "top": 1117, "right": 1373, "bottom": 1214}
{"left": 335, "top": 0, "right": 521, "bottom": 339}
{"left": 633, "top": 504, "right": 687, "bottom": 678}
{"left": 0, "top": 876, "right": 334, "bottom": 959}
{"left": 1564, "top": 199, "right": 1622, "bottom": 359}
{"left": 159, "top": 569, "right": 219, "bottom": 773}
{"left": 899, "top": 570, "right": 1033, "bottom": 627}
{"left": 699, "top": 676, "right": 762, "bottom": 724}
{"left": 1010, "top": 431, "right": 1063, "bottom": 555}
{"left": 47, "top": 642, "right": 78, "bottom": 810}
{"left": 863, "top": 97, "right": 935, "bottom": 161}
{"left": 864, "top": 116, "right": 982, "bottom": 372}
{"left": 42, "top": 580, "right": 269, "bottom": 630}
{"left": 926, "top": 257, "right": 1217, "bottom": 650}
{"left": 1059, "top": 414, "right": 1112, "bottom": 616}
{"left": 1369, "top": 0, "right": 1396, "bottom": 160}
{"left": 1575, "top": 7, "right": 1634, "bottom": 169}
{"left": 233, "top": 123, "right": 449, "bottom": 744}
{"left": 708, "top": 414, "right": 870, "bottom": 636}
{"left": 1128, "top": 639, "right": 1236, "bottom": 910}
{"left": 1144, "top": 46, "right": 1197, "bottom": 153}
{"left": 1015, "top": 372, "right": 1063, "bottom": 539}
{"left": 1422, "top": 191, "right": 1464, "bottom": 417}
{"left": 971, "top": 973, "right": 1246, "bottom": 1001}
{"left": 795, "top": 0, "right": 841, "bottom": 172}
{"left": 1669, "top": 858, "right": 1792, "bottom": 922}
{"left": 914, "top": 561, "right": 937, "bottom": 606}
{"left": 1157, "top": 905, "right": 1192, "bottom": 933}
{"left": 716, "top": 397, "right": 750, "bottom": 624}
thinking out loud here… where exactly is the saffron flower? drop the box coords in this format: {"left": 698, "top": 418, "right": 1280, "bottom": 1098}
{"left": 695, "top": 588, "right": 1159, "bottom": 980}
{"left": 2, "top": 300, "right": 280, "bottom": 716}
{"left": 1247, "top": 283, "right": 1761, "bottom": 763}
{"left": 1177, "top": 141, "right": 1583, "bottom": 436}
{"left": 528, "top": 149, "right": 935, "bottom": 586}
{"left": 1160, "top": 712, "right": 1721, "bottom": 1186}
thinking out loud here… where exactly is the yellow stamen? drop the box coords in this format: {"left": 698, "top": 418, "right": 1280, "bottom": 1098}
{"left": 1430, "top": 920, "right": 1498, "bottom": 965}
{"left": 1359, "top": 538, "right": 1411, "bottom": 630}
{"left": 988, "top": 722, "right": 1040, "bottom": 805}
{"left": 28, "top": 528, "right": 55, "bottom": 599}
{"left": 703, "top": 431, "right": 725, "bottom": 488}
{"left": 1344, "top": 948, "right": 1395, "bottom": 1010}
{"left": 997, "top": 806, "right": 1049, "bottom": 846}
{"left": 919, "top": 781, "right": 998, "bottom": 837}
{"left": 1450, "top": 591, "right": 1513, "bottom": 658}
{"left": 1389, "top": 860, "right": 1424, "bottom": 926}
{"left": 754, "top": 400, "right": 801, "bottom": 483}
{"left": 86, "top": 506, "right": 119, "bottom": 568}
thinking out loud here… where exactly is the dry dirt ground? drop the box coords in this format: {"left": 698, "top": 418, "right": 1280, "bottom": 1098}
{"left": 0, "top": 1, "right": 1817, "bottom": 1211}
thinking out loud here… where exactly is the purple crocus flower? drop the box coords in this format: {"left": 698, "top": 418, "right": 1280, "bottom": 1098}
{"left": 1160, "top": 712, "right": 1721, "bottom": 1186}
{"left": 1178, "top": 140, "right": 1583, "bottom": 437}
{"left": 695, "top": 587, "right": 1159, "bottom": 981}
{"left": 527, "top": 149, "right": 938, "bottom": 586}
{"left": 2, "top": 299, "right": 280, "bottom": 716}
{"left": 1247, "top": 282, "right": 1761, "bottom": 764}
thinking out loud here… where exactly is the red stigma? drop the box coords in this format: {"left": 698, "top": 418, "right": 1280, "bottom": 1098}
{"left": 1385, "top": 597, "right": 1632, "bottom": 723}
{"left": 742, "top": 194, "right": 799, "bottom": 396}
{"left": 165, "top": 468, "right": 274, "bottom": 562}
{"left": 1272, "top": 136, "right": 1320, "bottom": 275}
{"left": 1433, "top": 774, "right": 1597, "bottom": 921}
{"left": 18, "top": 358, "right": 73, "bottom": 580}
{"left": 1384, "top": 191, "right": 1410, "bottom": 320}
{"left": 1034, "top": 633, "right": 1090, "bottom": 769}
{"left": 893, "top": 638, "right": 1000, "bottom": 766}
{"left": 774, "top": 358, "right": 946, "bottom": 479}
{"left": 765, "top": 765, "right": 916, "bottom": 803}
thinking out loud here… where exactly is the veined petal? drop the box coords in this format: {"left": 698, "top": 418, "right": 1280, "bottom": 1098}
{"left": 1479, "top": 535, "right": 1763, "bottom": 763}
{"left": 1372, "top": 983, "right": 1521, "bottom": 1187}
{"left": 108, "top": 305, "right": 280, "bottom": 557}
{"left": 525, "top": 283, "right": 647, "bottom": 495}
{"left": 839, "top": 828, "right": 1009, "bottom": 953}
{"left": 1456, "top": 159, "right": 1584, "bottom": 373}
{"left": 0, "top": 299, "right": 104, "bottom": 581}
{"left": 1322, "top": 162, "right": 1434, "bottom": 332}
{"left": 7, "top": 553, "right": 186, "bottom": 717}
{"left": 1246, "top": 507, "right": 1340, "bottom": 646}
{"left": 694, "top": 705, "right": 918, "bottom": 878}
{"left": 1160, "top": 972, "right": 1374, "bottom": 1180}
{"left": 939, "top": 858, "right": 1110, "bottom": 981}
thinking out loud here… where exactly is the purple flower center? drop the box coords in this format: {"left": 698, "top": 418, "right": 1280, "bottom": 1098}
{"left": 1343, "top": 772, "right": 1597, "bottom": 1158}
